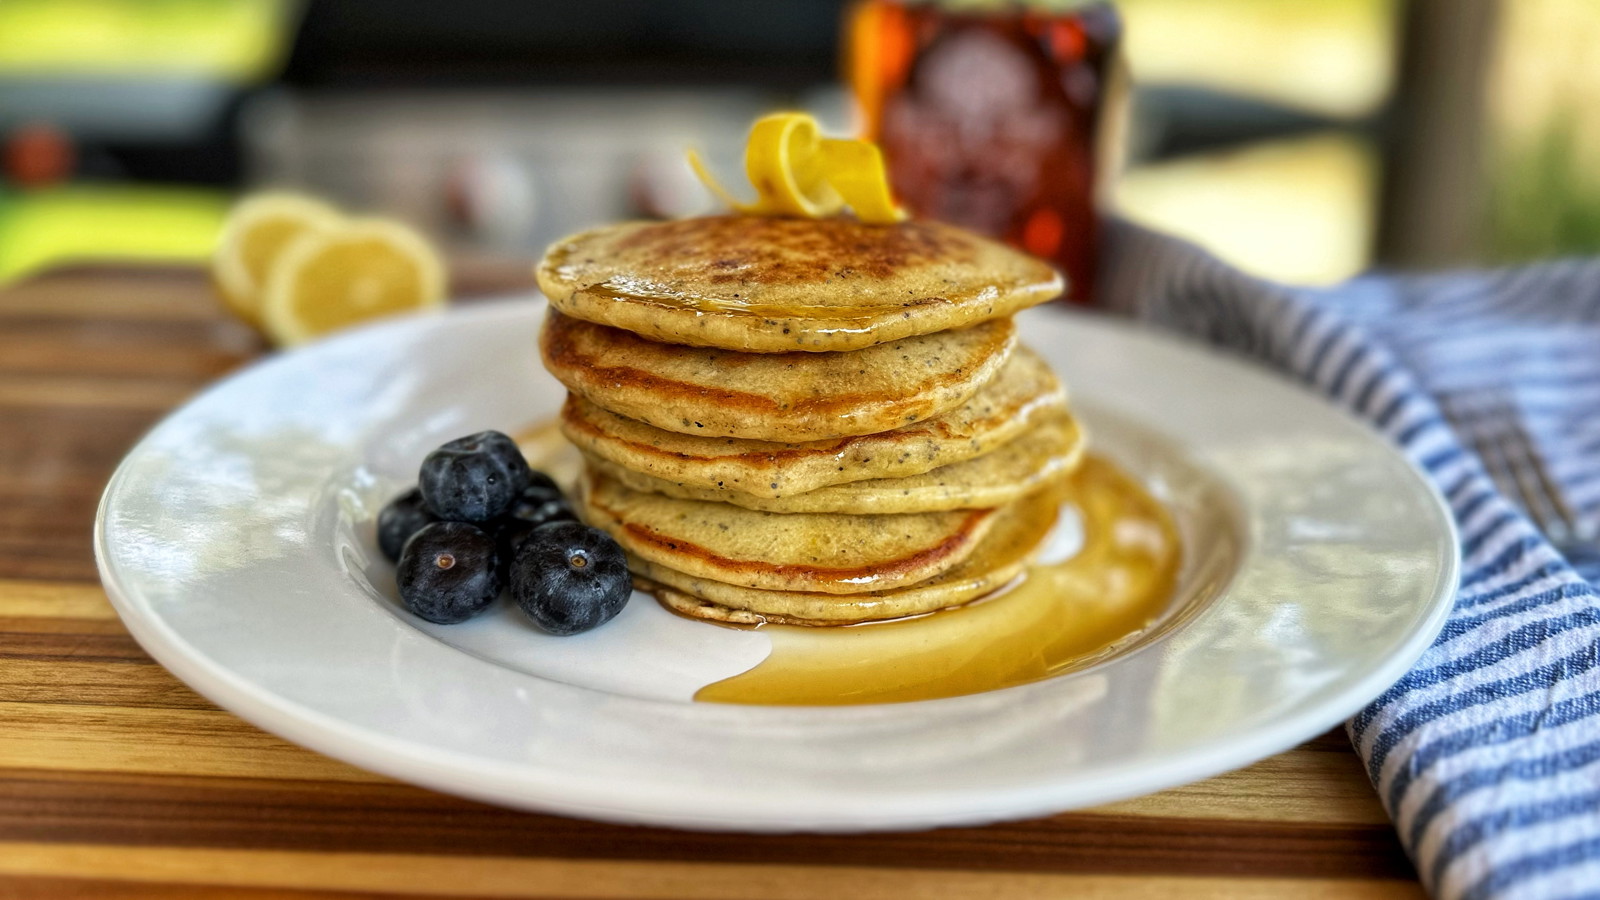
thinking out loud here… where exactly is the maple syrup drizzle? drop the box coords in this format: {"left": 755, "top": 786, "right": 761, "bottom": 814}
{"left": 516, "top": 423, "right": 1182, "bottom": 707}
{"left": 695, "top": 455, "right": 1180, "bottom": 706}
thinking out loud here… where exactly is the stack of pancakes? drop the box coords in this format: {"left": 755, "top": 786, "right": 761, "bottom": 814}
{"left": 536, "top": 215, "right": 1084, "bottom": 626}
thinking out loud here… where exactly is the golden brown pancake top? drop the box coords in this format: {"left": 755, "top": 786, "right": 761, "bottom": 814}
{"left": 536, "top": 216, "right": 1062, "bottom": 352}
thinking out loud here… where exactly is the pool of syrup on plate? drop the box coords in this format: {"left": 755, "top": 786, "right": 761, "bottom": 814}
{"left": 516, "top": 422, "right": 1181, "bottom": 706}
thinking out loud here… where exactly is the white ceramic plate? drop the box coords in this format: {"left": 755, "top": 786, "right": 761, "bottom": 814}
{"left": 96, "top": 300, "right": 1458, "bottom": 831}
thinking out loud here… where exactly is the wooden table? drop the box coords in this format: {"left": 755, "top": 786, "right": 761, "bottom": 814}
{"left": 0, "top": 265, "right": 1424, "bottom": 899}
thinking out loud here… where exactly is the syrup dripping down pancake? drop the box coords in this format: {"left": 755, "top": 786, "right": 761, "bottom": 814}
{"left": 578, "top": 470, "right": 1001, "bottom": 595}
{"left": 559, "top": 346, "right": 1064, "bottom": 499}
{"left": 587, "top": 408, "right": 1084, "bottom": 515}
{"left": 541, "top": 309, "right": 1015, "bottom": 441}
{"left": 635, "top": 475, "right": 1067, "bottom": 625}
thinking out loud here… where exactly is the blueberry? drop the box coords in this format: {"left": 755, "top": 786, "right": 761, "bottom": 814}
{"left": 492, "top": 519, "right": 537, "bottom": 581}
{"left": 396, "top": 521, "right": 501, "bottom": 624}
{"left": 511, "top": 522, "right": 630, "bottom": 635}
{"left": 491, "top": 490, "right": 578, "bottom": 572}
{"left": 377, "top": 487, "right": 438, "bottom": 562}
{"left": 418, "top": 430, "right": 531, "bottom": 522}
{"left": 507, "top": 491, "right": 578, "bottom": 530}
{"left": 523, "top": 469, "right": 564, "bottom": 503}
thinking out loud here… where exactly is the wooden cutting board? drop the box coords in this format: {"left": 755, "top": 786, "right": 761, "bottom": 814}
{"left": 0, "top": 264, "right": 1421, "bottom": 899}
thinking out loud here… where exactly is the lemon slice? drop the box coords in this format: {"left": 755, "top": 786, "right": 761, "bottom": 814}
{"left": 742, "top": 113, "right": 844, "bottom": 218}
{"left": 820, "top": 138, "right": 907, "bottom": 224}
{"left": 260, "top": 219, "right": 445, "bottom": 346}
{"left": 212, "top": 193, "right": 343, "bottom": 327}
{"left": 685, "top": 149, "right": 757, "bottom": 213}
{"left": 688, "top": 112, "right": 903, "bottom": 224}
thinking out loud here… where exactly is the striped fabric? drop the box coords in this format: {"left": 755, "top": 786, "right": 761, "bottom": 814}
{"left": 1101, "top": 221, "right": 1600, "bottom": 900}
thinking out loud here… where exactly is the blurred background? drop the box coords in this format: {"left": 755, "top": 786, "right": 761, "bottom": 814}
{"left": 0, "top": 0, "right": 1595, "bottom": 290}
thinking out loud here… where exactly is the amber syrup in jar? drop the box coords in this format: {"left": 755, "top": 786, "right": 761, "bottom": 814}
{"left": 849, "top": 0, "right": 1123, "bottom": 304}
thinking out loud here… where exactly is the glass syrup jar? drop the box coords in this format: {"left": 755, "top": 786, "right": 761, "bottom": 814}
{"left": 848, "top": 0, "right": 1126, "bottom": 303}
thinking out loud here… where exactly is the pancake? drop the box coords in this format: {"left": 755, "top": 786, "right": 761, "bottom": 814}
{"left": 635, "top": 475, "right": 1067, "bottom": 625}
{"left": 559, "top": 345, "right": 1064, "bottom": 499}
{"left": 586, "top": 408, "right": 1084, "bottom": 514}
{"left": 536, "top": 216, "right": 1063, "bottom": 353}
{"left": 578, "top": 470, "right": 998, "bottom": 595}
{"left": 540, "top": 309, "right": 1014, "bottom": 441}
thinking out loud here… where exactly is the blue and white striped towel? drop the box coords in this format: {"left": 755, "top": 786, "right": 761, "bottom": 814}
{"left": 1102, "top": 221, "right": 1600, "bottom": 900}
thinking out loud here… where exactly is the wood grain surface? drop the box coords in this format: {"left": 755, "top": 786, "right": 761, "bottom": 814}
{"left": 0, "top": 265, "right": 1422, "bottom": 899}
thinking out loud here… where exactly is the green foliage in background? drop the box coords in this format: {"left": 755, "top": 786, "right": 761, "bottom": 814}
{"left": 0, "top": 0, "right": 291, "bottom": 81}
{"left": 0, "top": 187, "right": 227, "bottom": 281}
{"left": 1489, "top": 114, "right": 1600, "bottom": 263}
